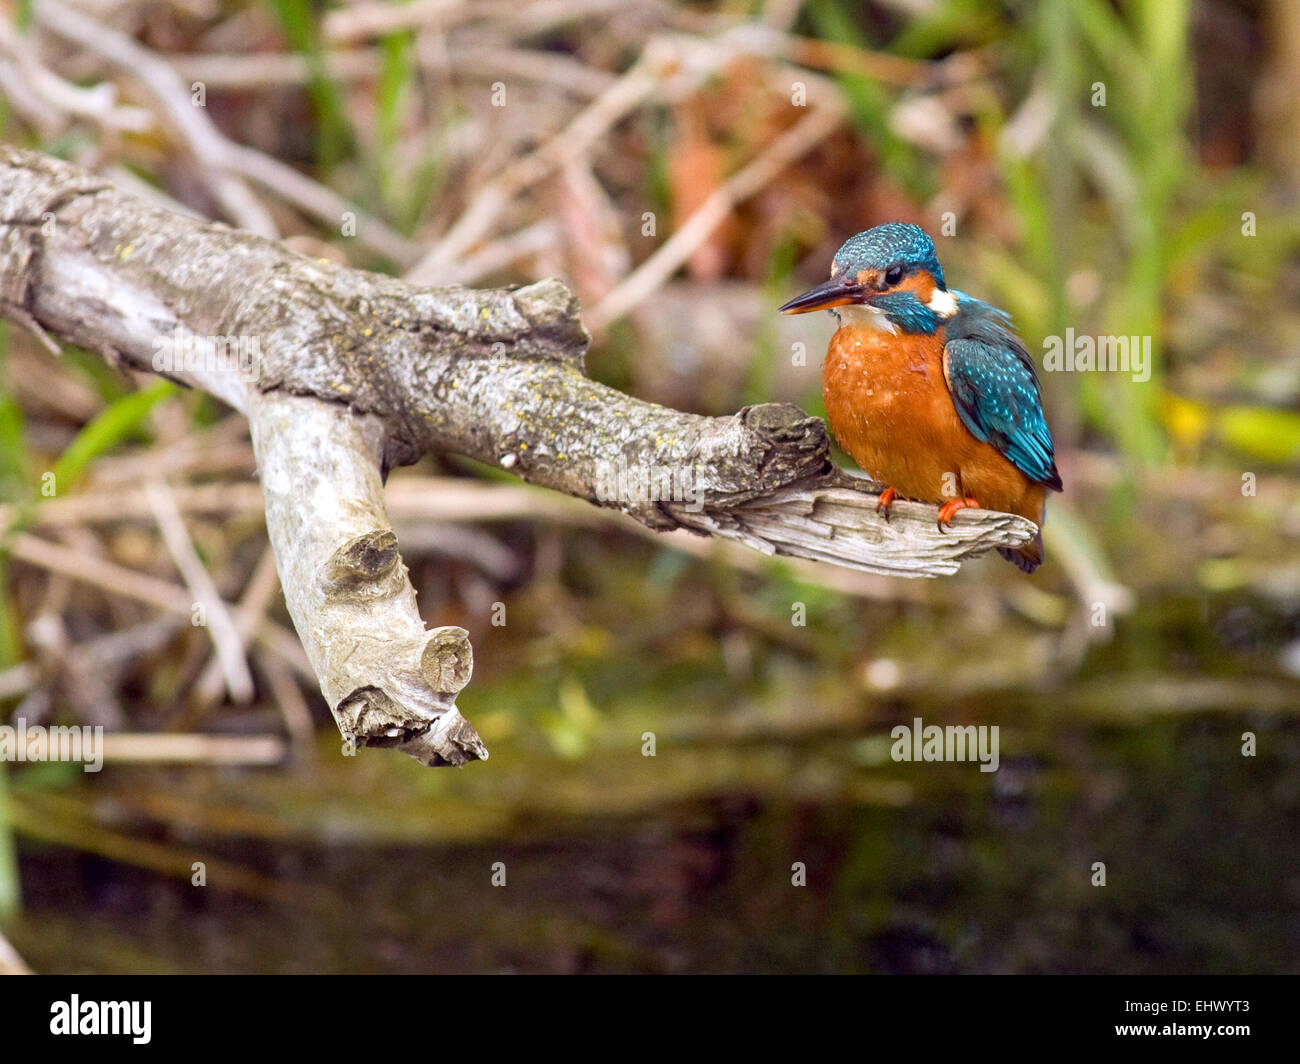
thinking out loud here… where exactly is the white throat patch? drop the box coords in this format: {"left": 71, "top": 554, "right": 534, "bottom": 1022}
{"left": 927, "top": 288, "right": 958, "bottom": 319}
{"left": 830, "top": 303, "right": 898, "bottom": 335}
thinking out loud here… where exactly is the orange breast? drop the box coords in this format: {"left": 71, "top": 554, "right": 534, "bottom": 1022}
{"left": 822, "top": 325, "right": 1046, "bottom": 525}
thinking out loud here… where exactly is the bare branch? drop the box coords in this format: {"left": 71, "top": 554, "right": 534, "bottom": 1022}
{"left": 0, "top": 146, "right": 1037, "bottom": 767}
{"left": 31, "top": 0, "right": 420, "bottom": 265}
{"left": 248, "top": 391, "right": 486, "bottom": 766}
{"left": 143, "top": 479, "right": 255, "bottom": 703}
{"left": 588, "top": 95, "right": 846, "bottom": 329}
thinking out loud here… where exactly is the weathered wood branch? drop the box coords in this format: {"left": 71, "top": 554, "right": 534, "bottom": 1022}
{"left": 248, "top": 393, "right": 483, "bottom": 766}
{"left": 0, "top": 146, "right": 1036, "bottom": 766}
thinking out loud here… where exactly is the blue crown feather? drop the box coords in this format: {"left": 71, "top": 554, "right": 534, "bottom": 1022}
{"left": 832, "top": 223, "right": 945, "bottom": 290}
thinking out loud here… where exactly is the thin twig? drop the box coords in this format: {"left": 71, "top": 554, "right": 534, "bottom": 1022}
{"left": 144, "top": 480, "right": 255, "bottom": 703}
{"left": 0, "top": 18, "right": 153, "bottom": 135}
{"left": 405, "top": 38, "right": 669, "bottom": 282}
{"left": 588, "top": 97, "right": 846, "bottom": 328}
{"left": 5, "top": 531, "right": 312, "bottom": 682}
{"left": 254, "top": 649, "right": 317, "bottom": 761}
{"left": 193, "top": 543, "right": 282, "bottom": 707}
{"left": 34, "top": 0, "right": 276, "bottom": 236}
{"left": 34, "top": 0, "right": 421, "bottom": 265}
{"left": 0, "top": 662, "right": 40, "bottom": 701}
{"left": 171, "top": 46, "right": 616, "bottom": 99}
{"left": 0, "top": 929, "right": 32, "bottom": 975}
{"left": 97, "top": 733, "right": 286, "bottom": 765}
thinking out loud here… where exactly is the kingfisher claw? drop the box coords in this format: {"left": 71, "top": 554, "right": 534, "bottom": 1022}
{"left": 936, "top": 496, "right": 980, "bottom": 532}
{"left": 876, "top": 486, "right": 897, "bottom": 522}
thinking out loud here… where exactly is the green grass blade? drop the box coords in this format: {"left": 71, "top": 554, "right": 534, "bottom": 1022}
{"left": 51, "top": 380, "right": 175, "bottom": 493}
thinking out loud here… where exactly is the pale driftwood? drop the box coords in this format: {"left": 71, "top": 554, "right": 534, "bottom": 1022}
{"left": 247, "top": 392, "right": 483, "bottom": 766}
{"left": 0, "top": 146, "right": 1036, "bottom": 767}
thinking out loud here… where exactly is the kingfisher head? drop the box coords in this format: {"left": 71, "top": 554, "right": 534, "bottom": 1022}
{"left": 778, "top": 223, "right": 957, "bottom": 334}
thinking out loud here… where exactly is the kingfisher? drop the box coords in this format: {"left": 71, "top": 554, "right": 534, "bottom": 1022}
{"left": 779, "top": 223, "right": 1062, "bottom": 572}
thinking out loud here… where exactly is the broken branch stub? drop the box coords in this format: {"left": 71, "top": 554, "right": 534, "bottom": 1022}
{"left": 247, "top": 391, "right": 485, "bottom": 766}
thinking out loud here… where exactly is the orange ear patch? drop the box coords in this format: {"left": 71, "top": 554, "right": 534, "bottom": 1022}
{"left": 891, "top": 270, "right": 938, "bottom": 300}
{"left": 853, "top": 268, "right": 941, "bottom": 297}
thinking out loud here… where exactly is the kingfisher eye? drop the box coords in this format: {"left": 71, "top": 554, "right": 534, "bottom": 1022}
{"left": 884, "top": 266, "right": 905, "bottom": 286}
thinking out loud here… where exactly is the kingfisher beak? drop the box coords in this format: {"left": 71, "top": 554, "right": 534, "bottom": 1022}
{"left": 778, "top": 277, "right": 865, "bottom": 314}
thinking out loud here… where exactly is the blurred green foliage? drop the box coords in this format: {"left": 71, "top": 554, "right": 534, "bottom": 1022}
{"left": 264, "top": 0, "right": 354, "bottom": 172}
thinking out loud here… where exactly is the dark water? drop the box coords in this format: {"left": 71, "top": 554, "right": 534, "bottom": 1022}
{"left": 5, "top": 563, "right": 1299, "bottom": 974}
{"left": 10, "top": 710, "right": 1298, "bottom": 974}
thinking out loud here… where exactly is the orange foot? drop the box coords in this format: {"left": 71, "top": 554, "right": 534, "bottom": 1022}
{"left": 936, "top": 496, "right": 980, "bottom": 532}
{"left": 876, "top": 486, "right": 898, "bottom": 522}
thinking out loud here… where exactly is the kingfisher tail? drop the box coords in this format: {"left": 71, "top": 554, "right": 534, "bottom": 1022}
{"left": 998, "top": 532, "right": 1044, "bottom": 573}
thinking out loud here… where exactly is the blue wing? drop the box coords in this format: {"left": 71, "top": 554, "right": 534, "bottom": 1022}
{"left": 942, "top": 295, "right": 1062, "bottom": 491}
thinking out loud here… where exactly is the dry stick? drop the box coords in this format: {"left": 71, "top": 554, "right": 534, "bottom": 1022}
{"left": 33, "top": 0, "right": 275, "bottom": 237}
{"left": 391, "top": 522, "right": 524, "bottom": 580}
{"left": 171, "top": 48, "right": 382, "bottom": 91}
{"left": 223, "top": 142, "right": 421, "bottom": 265}
{"left": 2, "top": 480, "right": 576, "bottom": 531}
{"left": 1, "top": 304, "right": 60, "bottom": 357}
{"left": 323, "top": 0, "right": 470, "bottom": 42}
{"left": 0, "top": 929, "right": 32, "bottom": 976}
{"left": 4, "top": 344, "right": 100, "bottom": 417}
{"left": 14, "top": 729, "right": 285, "bottom": 766}
{"left": 65, "top": 615, "right": 185, "bottom": 725}
{"left": 193, "top": 544, "right": 283, "bottom": 707}
{"left": 143, "top": 480, "right": 255, "bottom": 703}
{"left": 4, "top": 532, "right": 313, "bottom": 683}
{"left": 588, "top": 98, "right": 846, "bottom": 329}
{"left": 254, "top": 649, "right": 317, "bottom": 760}
{"left": 322, "top": 0, "right": 628, "bottom": 44}
{"left": 0, "top": 59, "right": 62, "bottom": 136}
{"left": 33, "top": 0, "right": 420, "bottom": 266}
{"left": 109, "top": 407, "right": 253, "bottom": 464}
{"left": 0, "top": 20, "right": 152, "bottom": 136}
{"left": 0, "top": 663, "right": 40, "bottom": 701}
{"left": 92, "top": 438, "right": 255, "bottom": 487}
{"left": 74, "top": 617, "right": 182, "bottom": 668}
{"left": 172, "top": 47, "right": 616, "bottom": 99}
{"left": 30, "top": 567, "right": 132, "bottom": 730}
{"left": 97, "top": 733, "right": 286, "bottom": 765}
{"left": 10, "top": 533, "right": 190, "bottom": 615}
{"left": 436, "top": 220, "right": 560, "bottom": 287}
{"left": 405, "top": 39, "right": 668, "bottom": 283}
{"left": 99, "top": 164, "right": 206, "bottom": 221}
{"left": 443, "top": 47, "right": 619, "bottom": 98}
